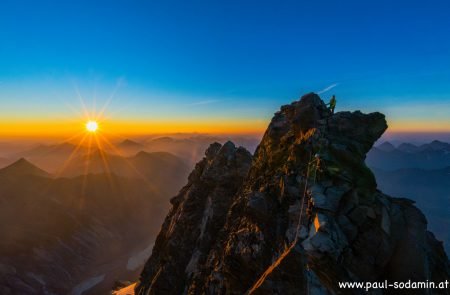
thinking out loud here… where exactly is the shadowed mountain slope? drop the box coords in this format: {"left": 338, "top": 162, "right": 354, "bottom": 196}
{"left": 0, "top": 157, "right": 14, "bottom": 169}
{"left": 117, "top": 139, "right": 146, "bottom": 156}
{"left": 0, "top": 152, "right": 191, "bottom": 294}
{"left": 61, "top": 150, "right": 190, "bottom": 197}
{"left": 0, "top": 158, "right": 50, "bottom": 178}
{"left": 372, "top": 166, "right": 450, "bottom": 254}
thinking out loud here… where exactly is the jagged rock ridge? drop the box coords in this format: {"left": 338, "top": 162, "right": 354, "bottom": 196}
{"left": 137, "top": 142, "right": 252, "bottom": 294}
{"left": 136, "top": 93, "right": 449, "bottom": 295}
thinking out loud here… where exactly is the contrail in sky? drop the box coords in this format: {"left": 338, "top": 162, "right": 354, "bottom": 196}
{"left": 190, "top": 99, "right": 221, "bottom": 106}
{"left": 317, "top": 83, "right": 339, "bottom": 94}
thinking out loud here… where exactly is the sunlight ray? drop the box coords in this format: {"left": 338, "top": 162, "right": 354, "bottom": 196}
{"left": 53, "top": 133, "right": 89, "bottom": 178}
{"left": 33, "top": 132, "right": 85, "bottom": 162}
{"left": 60, "top": 131, "right": 87, "bottom": 145}
{"left": 39, "top": 133, "right": 89, "bottom": 197}
{"left": 96, "top": 104, "right": 131, "bottom": 121}
{"left": 98, "top": 134, "right": 161, "bottom": 193}
{"left": 101, "top": 130, "right": 138, "bottom": 145}
{"left": 93, "top": 83, "right": 97, "bottom": 117}
{"left": 72, "top": 81, "right": 91, "bottom": 119}
{"left": 81, "top": 135, "right": 94, "bottom": 195}
{"left": 94, "top": 134, "right": 117, "bottom": 190}
{"left": 63, "top": 101, "right": 85, "bottom": 118}
{"left": 98, "top": 133, "right": 127, "bottom": 157}
{"left": 97, "top": 78, "right": 123, "bottom": 120}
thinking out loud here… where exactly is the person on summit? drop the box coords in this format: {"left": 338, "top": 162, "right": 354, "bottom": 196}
{"left": 328, "top": 95, "right": 337, "bottom": 114}
{"left": 311, "top": 153, "right": 322, "bottom": 182}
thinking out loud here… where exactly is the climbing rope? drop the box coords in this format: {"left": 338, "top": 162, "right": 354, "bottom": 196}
{"left": 248, "top": 151, "right": 317, "bottom": 294}
{"left": 248, "top": 113, "right": 331, "bottom": 294}
{"left": 295, "top": 151, "right": 313, "bottom": 243}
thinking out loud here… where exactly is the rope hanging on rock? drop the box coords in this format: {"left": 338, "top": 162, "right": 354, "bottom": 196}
{"left": 248, "top": 151, "right": 317, "bottom": 295}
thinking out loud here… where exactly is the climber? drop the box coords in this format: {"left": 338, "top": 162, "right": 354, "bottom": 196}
{"left": 328, "top": 95, "right": 337, "bottom": 114}
{"left": 307, "top": 153, "right": 322, "bottom": 182}
{"left": 312, "top": 153, "right": 322, "bottom": 182}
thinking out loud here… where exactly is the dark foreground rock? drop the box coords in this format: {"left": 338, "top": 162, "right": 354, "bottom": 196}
{"left": 137, "top": 142, "right": 252, "bottom": 294}
{"left": 136, "top": 93, "right": 450, "bottom": 295}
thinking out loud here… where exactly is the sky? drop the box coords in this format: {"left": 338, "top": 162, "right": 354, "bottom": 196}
{"left": 0, "top": 0, "right": 450, "bottom": 139}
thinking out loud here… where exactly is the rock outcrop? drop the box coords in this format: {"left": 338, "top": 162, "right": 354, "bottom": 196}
{"left": 137, "top": 142, "right": 252, "bottom": 294}
{"left": 136, "top": 93, "right": 450, "bottom": 295}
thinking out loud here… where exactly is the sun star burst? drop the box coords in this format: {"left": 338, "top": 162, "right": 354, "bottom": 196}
{"left": 86, "top": 120, "right": 98, "bottom": 133}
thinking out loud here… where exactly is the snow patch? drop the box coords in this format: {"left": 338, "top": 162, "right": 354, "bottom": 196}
{"left": 185, "top": 250, "right": 201, "bottom": 276}
{"left": 26, "top": 272, "right": 45, "bottom": 286}
{"left": 70, "top": 274, "right": 105, "bottom": 295}
{"left": 199, "top": 196, "right": 213, "bottom": 239}
{"left": 127, "top": 243, "right": 154, "bottom": 271}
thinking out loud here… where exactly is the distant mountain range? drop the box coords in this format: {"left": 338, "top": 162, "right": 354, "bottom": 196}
{"left": 0, "top": 158, "right": 50, "bottom": 178}
{"left": 0, "top": 155, "right": 190, "bottom": 294}
{"left": 6, "top": 142, "right": 93, "bottom": 172}
{"left": 377, "top": 140, "right": 450, "bottom": 153}
{"left": 372, "top": 166, "right": 450, "bottom": 254}
{"left": 0, "top": 136, "right": 258, "bottom": 294}
{"left": 142, "top": 135, "right": 260, "bottom": 167}
{"left": 116, "top": 139, "right": 145, "bottom": 155}
{"left": 366, "top": 140, "right": 450, "bottom": 253}
{"left": 59, "top": 150, "right": 190, "bottom": 197}
{"left": 367, "top": 140, "right": 450, "bottom": 170}
{"left": 0, "top": 135, "right": 260, "bottom": 172}
{"left": 0, "top": 157, "right": 14, "bottom": 170}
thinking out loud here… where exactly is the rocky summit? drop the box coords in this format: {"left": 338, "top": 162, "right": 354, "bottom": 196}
{"left": 135, "top": 93, "right": 449, "bottom": 295}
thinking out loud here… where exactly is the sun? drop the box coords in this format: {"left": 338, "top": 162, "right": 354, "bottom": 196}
{"left": 86, "top": 120, "right": 99, "bottom": 133}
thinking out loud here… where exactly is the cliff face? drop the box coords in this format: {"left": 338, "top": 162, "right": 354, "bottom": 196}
{"left": 137, "top": 142, "right": 252, "bottom": 294}
{"left": 136, "top": 93, "right": 449, "bottom": 295}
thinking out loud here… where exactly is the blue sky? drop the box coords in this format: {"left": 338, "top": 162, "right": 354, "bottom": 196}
{"left": 0, "top": 0, "right": 450, "bottom": 135}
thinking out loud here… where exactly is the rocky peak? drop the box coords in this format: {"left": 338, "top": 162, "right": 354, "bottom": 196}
{"left": 397, "top": 142, "right": 419, "bottom": 153}
{"left": 137, "top": 142, "right": 252, "bottom": 294}
{"left": 377, "top": 141, "right": 396, "bottom": 152}
{"left": 0, "top": 157, "right": 49, "bottom": 177}
{"left": 426, "top": 140, "right": 450, "bottom": 151}
{"left": 119, "top": 139, "right": 143, "bottom": 148}
{"left": 136, "top": 93, "right": 449, "bottom": 295}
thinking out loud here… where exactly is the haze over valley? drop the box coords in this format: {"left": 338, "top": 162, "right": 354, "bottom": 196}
{"left": 0, "top": 134, "right": 259, "bottom": 294}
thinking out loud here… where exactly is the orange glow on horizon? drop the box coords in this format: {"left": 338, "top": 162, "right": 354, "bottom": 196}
{"left": 0, "top": 115, "right": 448, "bottom": 139}
{"left": 388, "top": 119, "right": 450, "bottom": 133}
{"left": 0, "top": 118, "right": 267, "bottom": 139}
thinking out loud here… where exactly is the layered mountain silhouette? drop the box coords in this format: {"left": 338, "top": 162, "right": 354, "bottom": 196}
{"left": 135, "top": 93, "right": 449, "bottom": 295}
{"left": 0, "top": 156, "right": 13, "bottom": 169}
{"left": 6, "top": 142, "right": 191, "bottom": 197}
{"left": 143, "top": 135, "right": 260, "bottom": 167}
{"left": 117, "top": 139, "right": 146, "bottom": 156}
{"left": 8, "top": 142, "right": 89, "bottom": 172}
{"left": 397, "top": 142, "right": 421, "bottom": 153}
{"left": 366, "top": 140, "right": 450, "bottom": 253}
{"left": 376, "top": 141, "right": 396, "bottom": 152}
{"left": 372, "top": 166, "right": 450, "bottom": 254}
{"left": 0, "top": 158, "right": 50, "bottom": 178}
{"left": 60, "top": 150, "right": 190, "bottom": 197}
{"left": 4, "top": 136, "right": 260, "bottom": 173}
{"left": 367, "top": 140, "right": 450, "bottom": 170}
{"left": 0, "top": 154, "right": 190, "bottom": 294}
